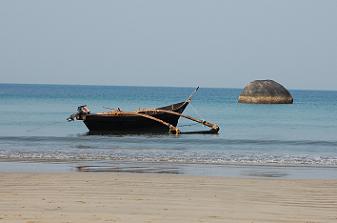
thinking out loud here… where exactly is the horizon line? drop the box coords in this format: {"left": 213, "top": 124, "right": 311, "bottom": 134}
{"left": 0, "top": 82, "right": 336, "bottom": 92}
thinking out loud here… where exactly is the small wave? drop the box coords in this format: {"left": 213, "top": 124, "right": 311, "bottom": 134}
{"left": 1, "top": 136, "right": 337, "bottom": 147}
{"left": 1, "top": 150, "right": 337, "bottom": 167}
{"left": 1, "top": 135, "right": 337, "bottom": 168}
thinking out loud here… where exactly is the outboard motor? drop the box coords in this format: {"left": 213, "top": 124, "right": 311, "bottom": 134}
{"left": 67, "top": 105, "right": 90, "bottom": 121}
{"left": 78, "top": 105, "right": 90, "bottom": 114}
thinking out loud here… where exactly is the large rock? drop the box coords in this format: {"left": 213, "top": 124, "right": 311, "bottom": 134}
{"left": 238, "top": 80, "right": 293, "bottom": 104}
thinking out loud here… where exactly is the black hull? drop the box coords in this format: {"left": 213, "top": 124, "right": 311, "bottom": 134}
{"left": 83, "top": 101, "right": 188, "bottom": 134}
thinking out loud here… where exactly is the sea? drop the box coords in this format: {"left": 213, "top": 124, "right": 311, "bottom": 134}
{"left": 1, "top": 83, "right": 337, "bottom": 179}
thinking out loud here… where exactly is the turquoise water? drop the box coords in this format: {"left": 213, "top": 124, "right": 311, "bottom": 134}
{"left": 0, "top": 83, "right": 337, "bottom": 175}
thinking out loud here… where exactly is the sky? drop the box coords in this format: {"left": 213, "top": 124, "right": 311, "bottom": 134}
{"left": 0, "top": 0, "right": 336, "bottom": 90}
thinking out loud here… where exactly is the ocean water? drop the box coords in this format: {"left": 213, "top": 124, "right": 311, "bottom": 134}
{"left": 1, "top": 83, "right": 337, "bottom": 178}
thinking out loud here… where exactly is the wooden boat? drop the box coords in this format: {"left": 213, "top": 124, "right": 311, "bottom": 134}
{"left": 67, "top": 88, "right": 219, "bottom": 134}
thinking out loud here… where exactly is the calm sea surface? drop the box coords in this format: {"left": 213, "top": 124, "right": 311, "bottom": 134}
{"left": 1, "top": 84, "right": 337, "bottom": 178}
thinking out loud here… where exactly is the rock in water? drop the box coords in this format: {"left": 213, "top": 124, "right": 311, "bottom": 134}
{"left": 238, "top": 80, "right": 293, "bottom": 104}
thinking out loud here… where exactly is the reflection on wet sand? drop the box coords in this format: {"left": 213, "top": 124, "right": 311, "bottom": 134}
{"left": 241, "top": 170, "right": 288, "bottom": 178}
{"left": 77, "top": 165, "right": 181, "bottom": 174}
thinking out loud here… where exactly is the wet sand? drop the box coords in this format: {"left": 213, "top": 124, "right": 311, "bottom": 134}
{"left": 0, "top": 172, "right": 337, "bottom": 223}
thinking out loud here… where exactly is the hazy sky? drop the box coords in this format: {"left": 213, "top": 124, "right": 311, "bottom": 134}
{"left": 0, "top": 0, "right": 336, "bottom": 90}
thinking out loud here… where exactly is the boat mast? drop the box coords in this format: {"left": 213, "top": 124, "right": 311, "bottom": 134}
{"left": 186, "top": 86, "right": 199, "bottom": 103}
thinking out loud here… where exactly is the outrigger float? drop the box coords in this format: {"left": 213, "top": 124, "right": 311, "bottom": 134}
{"left": 67, "top": 87, "right": 219, "bottom": 135}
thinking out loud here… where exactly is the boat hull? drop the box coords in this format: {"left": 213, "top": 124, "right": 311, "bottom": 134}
{"left": 83, "top": 101, "right": 188, "bottom": 134}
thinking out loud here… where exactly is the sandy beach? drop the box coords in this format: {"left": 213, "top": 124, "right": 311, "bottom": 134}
{"left": 0, "top": 172, "right": 336, "bottom": 223}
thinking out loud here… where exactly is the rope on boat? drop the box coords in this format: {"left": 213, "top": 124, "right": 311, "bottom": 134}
{"left": 186, "top": 86, "right": 199, "bottom": 102}
{"left": 178, "top": 123, "right": 199, "bottom": 127}
{"left": 189, "top": 103, "right": 205, "bottom": 121}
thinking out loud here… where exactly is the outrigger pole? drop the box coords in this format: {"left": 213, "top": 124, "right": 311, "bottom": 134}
{"left": 137, "top": 109, "right": 220, "bottom": 134}
{"left": 130, "top": 112, "right": 181, "bottom": 135}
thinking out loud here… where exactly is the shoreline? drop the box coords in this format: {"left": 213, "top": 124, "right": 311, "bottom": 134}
{"left": 1, "top": 172, "right": 337, "bottom": 223}
{"left": 1, "top": 160, "right": 337, "bottom": 180}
